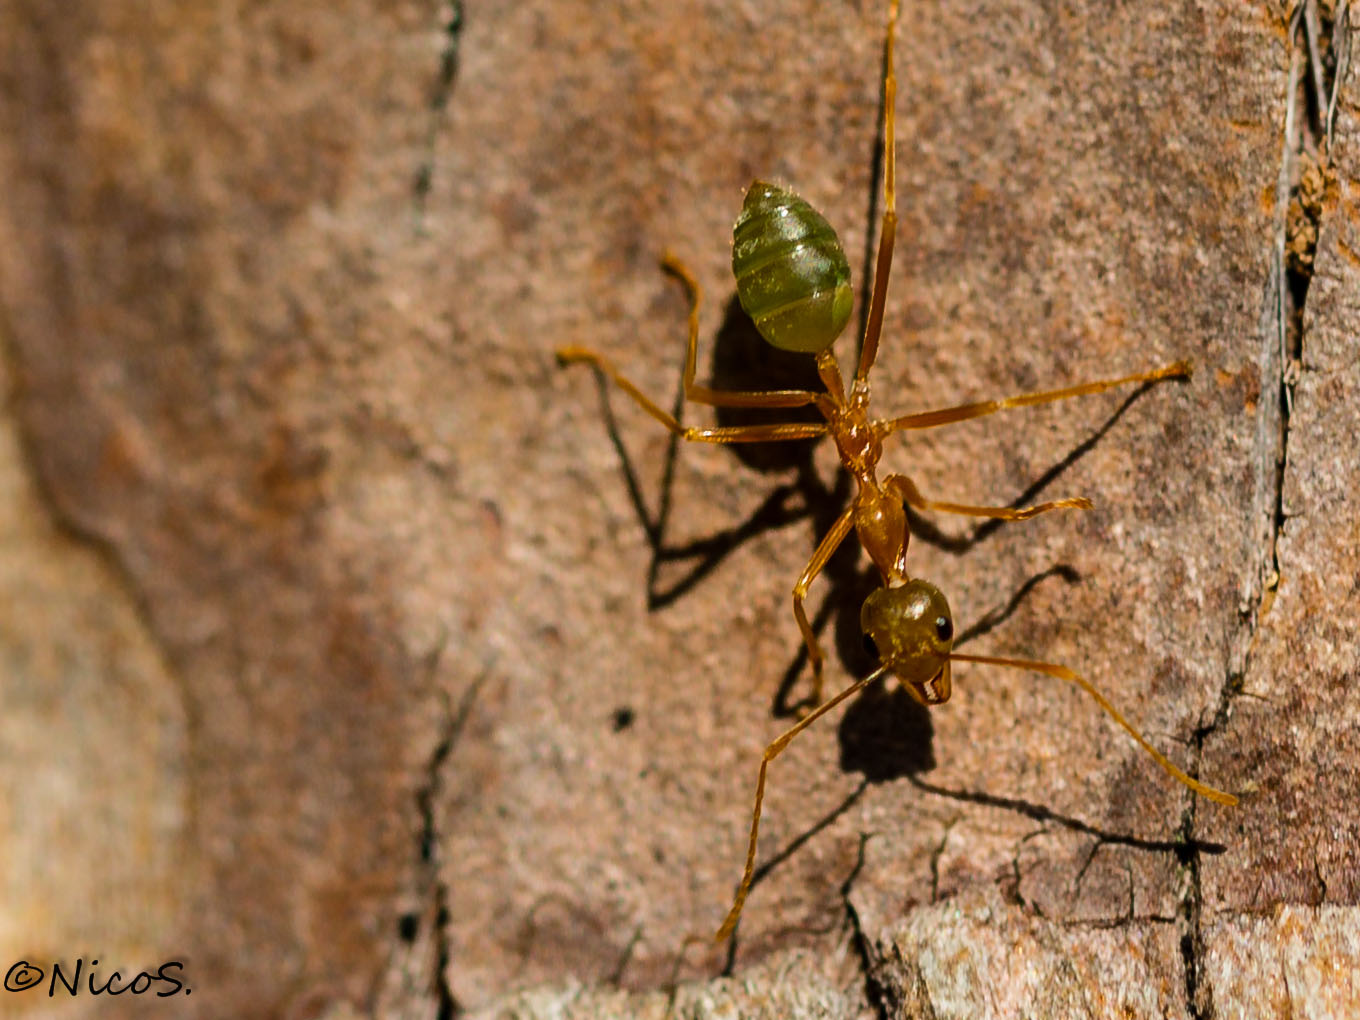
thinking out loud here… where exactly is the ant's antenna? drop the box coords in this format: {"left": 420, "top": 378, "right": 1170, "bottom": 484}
{"left": 950, "top": 652, "right": 1237, "bottom": 805}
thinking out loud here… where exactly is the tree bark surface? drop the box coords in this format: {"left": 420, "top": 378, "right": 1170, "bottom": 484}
{"left": 0, "top": 1, "right": 1356, "bottom": 1018}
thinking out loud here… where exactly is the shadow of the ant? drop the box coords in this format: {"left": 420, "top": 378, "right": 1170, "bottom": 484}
{"left": 586, "top": 294, "right": 837, "bottom": 613}
{"left": 952, "top": 563, "right": 1082, "bottom": 647}
{"left": 579, "top": 289, "right": 1197, "bottom": 965}
{"left": 838, "top": 678, "right": 936, "bottom": 780}
{"left": 646, "top": 296, "right": 843, "bottom": 610}
{"left": 902, "top": 774, "right": 1229, "bottom": 857}
{"left": 748, "top": 778, "right": 871, "bottom": 889}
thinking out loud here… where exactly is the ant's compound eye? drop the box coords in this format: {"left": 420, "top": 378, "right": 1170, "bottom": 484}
{"left": 862, "top": 633, "right": 880, "bottom": 659}
{"left": 935, "top": 616, "right": 953, "bottom": 642}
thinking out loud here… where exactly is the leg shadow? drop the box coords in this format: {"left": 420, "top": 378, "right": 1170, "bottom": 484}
{"left": 904, "top": 381, "right": 1178, "bottom": 555}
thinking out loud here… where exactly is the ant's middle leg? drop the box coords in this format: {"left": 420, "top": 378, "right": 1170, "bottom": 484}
{"left": 883, "top": 474, "right": 1092, "bottom": 521}
{"left": 792, "top": 505, "right": 856, "bottom": 710}
{"left": 874, "top": 361, "right": 1191, "bottom": 434}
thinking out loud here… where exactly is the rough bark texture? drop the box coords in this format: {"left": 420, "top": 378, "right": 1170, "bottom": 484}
{"left": 0, "top": 1, "right": 1356, "bottom": 1018}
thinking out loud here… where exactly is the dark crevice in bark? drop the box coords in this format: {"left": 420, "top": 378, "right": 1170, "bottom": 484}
{"left": 1179, "top": 637, "right": 1251, "bottom": 1017}
{"left": 413, "top": 0, "right": 467, "bottom": 220}
{"left": 1003, "top": 829, "right": 1051, "bottom": 918}
{"left": 1176, "top": 6, "right": 1346, "bottom": 1018}
{"left": 927, "top": 818, "right": 958, "bottom": 904}
{"left": 840, "top": 834, "right": 891, "bottom": 1020}
{"left": 415, "top": 660, "right": 485, "bottom": 1020}
{"left": 1175, "top": 805, "right": 1209, "bottom": 1020}
{"left": 1060, "top": 914, "right": 1179, "bottom": 930}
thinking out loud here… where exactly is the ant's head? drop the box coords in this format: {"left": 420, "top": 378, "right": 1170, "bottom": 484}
{"left": 860, "top": 580, "right": 955, "bottom": 706}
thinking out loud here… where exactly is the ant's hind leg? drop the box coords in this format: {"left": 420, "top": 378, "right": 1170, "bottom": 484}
{"left": 557, "top": 253, "right": 834, "bottom": 440}
{"left": 875, "top": 361, "right": 1191, "bottom": 434}
{"left": 662, "top": 254, "right": 822, "bottom": 410}
{"left": 556, "top": 345, "right": 830, "bottom": 444}
{"left": 884, "top": 474, "right": 1093, "bottom": 521}
{"left": 792, "top": 506, "right": 856, "bottom": 710}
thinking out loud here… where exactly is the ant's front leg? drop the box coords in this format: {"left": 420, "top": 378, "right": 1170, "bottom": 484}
{"left": 715, "top": 664, "right": 889, "bottom": 942}
{"left": 791, "top": 506, "right": 856, "bottom": 712}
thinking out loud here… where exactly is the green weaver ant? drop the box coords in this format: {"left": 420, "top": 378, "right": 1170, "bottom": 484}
{"left": 558, "top": 0, "right": 1237, "bottom": 943}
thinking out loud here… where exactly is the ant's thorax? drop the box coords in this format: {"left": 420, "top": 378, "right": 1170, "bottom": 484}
{"left": 808, "top": 352, "right": 912, "bottom": 586}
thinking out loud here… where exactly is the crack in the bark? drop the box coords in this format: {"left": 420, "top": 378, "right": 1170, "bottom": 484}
{"left": 927, "top": 817, "right": 959, "bottom": 904}
{"left": 839, "top": 833, "right": 891, "bottom": 1020}
{"left": 1312, "top": 847, "right": 1330, "bottom": 903}
{"left": 1178, "top": 642, "right": 1250, "bottom": 1018}
{"left": 415, "top": 652, "right": 485, "bottom": 1020}
{"left": 1175, "top": 805, "right": 1208, "bottom": 1020}
{"left": 1059, "top": 913, "right": 1178, "bottom": 930}
{"left": 1175, "top": 5, "right": 1346, "bottom": 1018}
{"left": 1004, "top": 827, "right": 1052, "bottom": 917}
{"left": 1070, "top": 835, "right": 1110, "bottom": 901}
{"left": 1326, "top": 2, "right": 1354, "bottom": 142}
{"left": 1281, "top": 960, "right": 1297, "bottom": 1020}
{"left": 413, "top": 0, "right": 467, "bottom": 222}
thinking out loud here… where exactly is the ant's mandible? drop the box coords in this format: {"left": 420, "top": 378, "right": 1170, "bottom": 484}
{"left": 558, "top": 0, "right": 1237, "bottom": 943}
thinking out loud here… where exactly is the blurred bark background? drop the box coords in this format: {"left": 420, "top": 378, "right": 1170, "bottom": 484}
{"left": 0, "top": 1, "right": 1357, "bottom": 1017}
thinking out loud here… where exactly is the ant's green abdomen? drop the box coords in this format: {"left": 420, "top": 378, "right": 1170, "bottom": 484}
{"left": 731, "top": 181, "right": 853, "bottom": 354}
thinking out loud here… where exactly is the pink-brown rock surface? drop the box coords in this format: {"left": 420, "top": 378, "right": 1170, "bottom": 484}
{"left": 0, "top": 1, "right": 1356, "bottom": 1018}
